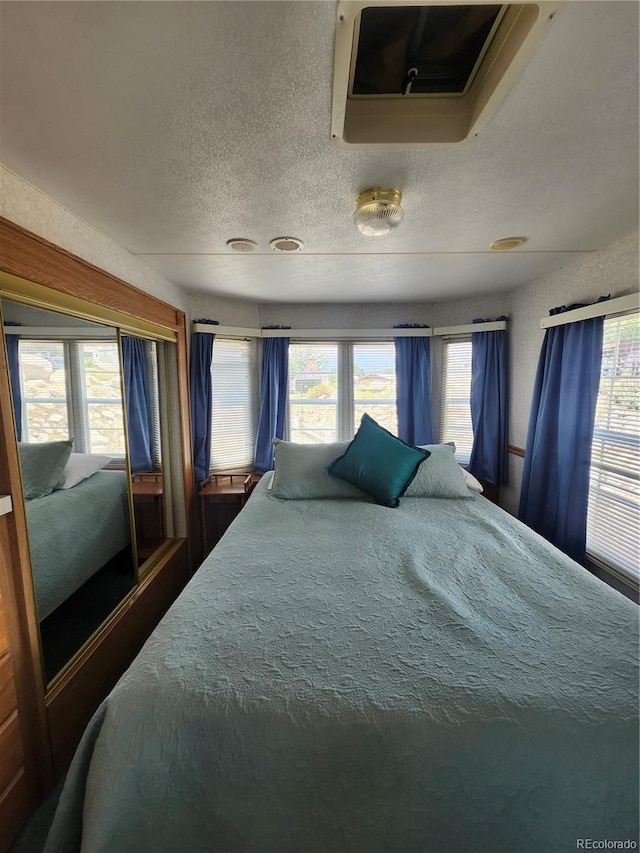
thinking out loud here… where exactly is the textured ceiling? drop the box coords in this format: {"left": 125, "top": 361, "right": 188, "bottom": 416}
{"left": 0, "top": 1, "right": 638, "bottom": 303}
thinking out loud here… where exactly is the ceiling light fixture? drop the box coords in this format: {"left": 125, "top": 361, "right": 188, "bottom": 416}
{"left": 226, "top": 238, "right": 258, "bottom": 253}
{"left": 354, "top": 188, "right": 404, "bottom": 237}
{"left": 490, "top": 236, "right": 527, "bottom": 251}
{"left": 270, "top": 237, "right": 304, "bottom": 253}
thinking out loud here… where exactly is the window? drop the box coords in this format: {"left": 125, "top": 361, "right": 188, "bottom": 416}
{"left": 353, "top": 342, "right": 397, "bottom": 435}
{"left": 19, "top": 339, "right": 125, "bottom": 455}
{"left": 210, "top": 338, "right": 257, "bottom": 470}
{"left": 440, "top": 338, "right": 473, "bottom": 462}
{"left": 288, "top": 341, "right": 397, "bottom": 442}
{"left": 586, "top": 313, "right": 640, "bottom": 582}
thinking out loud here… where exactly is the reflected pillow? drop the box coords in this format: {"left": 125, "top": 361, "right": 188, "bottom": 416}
{"left": 404, "top": 444, "right": 471, "bottom": 499}
{"left": 327, "top": 414, "right": 429, "bottom": 508}
{"left": 270, "top": 439, "right": 366, "bottom": 500}
{"left": 18, "top": 440, "right": 73, "bottom": 500}
{"left": 56, "top": 453, "right": 112, "bottom": 490}
{"left": 462, "top": 468, "right": 484, "bottom": 494}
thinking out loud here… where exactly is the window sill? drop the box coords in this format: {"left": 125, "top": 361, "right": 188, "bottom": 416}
{"left": 584, "top": 555, "right": 639, "bottom": 604}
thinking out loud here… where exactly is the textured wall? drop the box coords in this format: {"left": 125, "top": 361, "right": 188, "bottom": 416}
{"left": 188, "top": 292, "right": 260, "bottom": 327}
{"left": 501, "top": 231, "right": 639, "bottom": 515}
{"left": 0, "top": 166, "right": 189, "bottom": 314}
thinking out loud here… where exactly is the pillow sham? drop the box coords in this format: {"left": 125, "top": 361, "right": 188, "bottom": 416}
{"left": 270, "top": 439, "right": 366, "bottom": 500}
{"left": 462, "top": 468, "right": 484, "bottom": 494}
{"left": 56, "top": 452, "right": 112, "bottom": 490}
{"left": 18, "top": 440, "right": 73, "bottom": 500}
{"left": 327, "top": 414, "right": 429, "bottom": 508}
{"left": 404, "top": 443, "right": 471, "bottom": 499}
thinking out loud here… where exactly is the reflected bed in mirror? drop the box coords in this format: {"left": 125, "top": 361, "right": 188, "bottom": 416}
{"left": 2, "top": 299, "right": 137, "bottom": 684}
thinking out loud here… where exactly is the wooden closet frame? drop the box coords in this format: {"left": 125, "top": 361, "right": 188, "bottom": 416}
{"left": 0, "top": 217, "right": 195, "bottom": 841}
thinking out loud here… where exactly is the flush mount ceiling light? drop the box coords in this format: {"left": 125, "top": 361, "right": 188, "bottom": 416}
{"left": 226, "top": 238, "right": 258, "bottom": 253}
{"left": 490, "top": 236, "right": 527, "bottom": 251}
{"left": 354, "top": 188, "right": 404, "bottom": 237}
{"left": 270, "top": 237, "right": 304, "bottom": 253}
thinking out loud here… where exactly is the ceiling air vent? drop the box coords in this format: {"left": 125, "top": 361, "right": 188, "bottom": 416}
{"left": 331, "top": 1, "right": 562, "bottom": 147}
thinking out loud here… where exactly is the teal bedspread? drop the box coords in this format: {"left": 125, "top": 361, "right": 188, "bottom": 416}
{"left": 46, "top": 479, "right": 639, "bottom": 852}
{"left": 25, "top": 470, "right": 131, "bottom": 619}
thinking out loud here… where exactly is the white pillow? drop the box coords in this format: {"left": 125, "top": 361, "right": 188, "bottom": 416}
{"left": 56, "top": 453, "right": 111, "bottom": 490}
{"left": 265, "top": 471, "right": 274, "bottom": 490}
{"left": 462, "top": 468, "right": 484, "bottom": 494}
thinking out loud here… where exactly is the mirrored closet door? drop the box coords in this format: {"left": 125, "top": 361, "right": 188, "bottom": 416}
{"left": 1, "top": 300, "right": 171, "bottom": 684}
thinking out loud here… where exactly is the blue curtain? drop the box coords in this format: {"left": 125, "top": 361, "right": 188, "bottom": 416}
{"left": 190, "top": 320, "right": 218, "bottom": 483}
{"left": 122, "top": 336, "right": 153, "bottom": 474}
{"left": 253, "top": 329, "right": 290, "bottom": 474}
{"left": 4, "top": 323, "right": 22, "bottom": 441}
{"left": 467, "top": 318, "right": 508, "bottom": 485}
{"left": 518, "top": 299, "right": 608, "bottom": 562}
{"left": 394, "top": 325, "right": 433, "bottom": 445}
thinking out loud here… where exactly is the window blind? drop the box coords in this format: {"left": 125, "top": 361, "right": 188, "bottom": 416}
{"left": 210, "top": 338, "right": 257, "bottom": 470}
{"left": 146, "top": 340, "right": 162, "bottom": 469}
{"left": 440, "top": 338, "right": 473, "bottom": 461}
{"left": 586, "top": 313, "right": 639, "bottom": 582}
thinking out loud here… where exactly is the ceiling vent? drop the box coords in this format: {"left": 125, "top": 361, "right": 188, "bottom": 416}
{"left": 227, "top": 238, "right": 258, "bottom": 253}
{"left": 331, "top": 1, "right": 562, "bottom": 147}
{"left": 270, "top": 237, "right": 304, "bottom": 253}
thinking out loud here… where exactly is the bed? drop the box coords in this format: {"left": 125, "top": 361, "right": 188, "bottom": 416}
{"left": 25, "top": 470, "right": 131, "bottom": 620}
{"left": 45, "top": 476, "right": 638, "bottom": 852}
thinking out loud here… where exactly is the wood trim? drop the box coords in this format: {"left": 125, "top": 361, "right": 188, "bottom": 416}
{"left": 0, "top": 769, "right": 31, "bottom": 853}
{"left": 0, "top": 218, "right": 179, "bottom": 331}
{"left": 176, "top": 313, "right": 196, "bottom": 571}
{"left": 46, "top": 540, "right": 189, "bottom": 776}
{"left": 508, "top": 444, "right": 525, "bottom": 458}
{"left": 0, "top": 318, "right": 52, "bottom": 798}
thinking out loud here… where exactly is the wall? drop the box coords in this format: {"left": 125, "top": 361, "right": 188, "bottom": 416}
{"left": 0, "top": 166, "right": 189, "bottom": 315}
{"left": 502, "top": 231, "right": 639, "bottom": 514}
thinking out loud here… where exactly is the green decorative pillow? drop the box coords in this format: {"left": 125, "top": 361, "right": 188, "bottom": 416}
{"left": 18, "top": 440, "right": 73, "bottom": 500}
{"left": 404, "top": 443, "right": 472, "bottom": 499}
{"left": 270, "top": 439, "right": 366, "bottom": 500}
{"left": 327, "top": 414, "right": 429, "bottom": 508}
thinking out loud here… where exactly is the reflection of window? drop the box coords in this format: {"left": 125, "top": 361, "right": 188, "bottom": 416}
{"left": 440, "top": 338, "right": 473, "bottom": 462}
{"left": 287, "top": 341, "right": 397, "bottom": 443}
{"left": 210, "top": 338, "right": 257, "bottom": 470}
{"left": 587, "top": 313, "right": 639, "bottom": 582}
{"left": 19, "top": 339, "right": 125, "bottom": 455}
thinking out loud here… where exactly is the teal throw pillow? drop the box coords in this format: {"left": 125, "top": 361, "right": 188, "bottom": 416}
{"left": 18, "top": 440, "right": 73, "bottom": 500}
{"left": 327, "top": 414, "right": 429, "bottom": 508}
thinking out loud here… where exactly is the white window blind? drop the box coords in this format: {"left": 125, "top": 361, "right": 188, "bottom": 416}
{"left": 210, "top": 338, "right": 257, "bottom": 470}
{"left": 587, "top": 312, "right": 639, "bottom": 582}
{"left": 440, "top": 338, "right": 473, "bottom": 462}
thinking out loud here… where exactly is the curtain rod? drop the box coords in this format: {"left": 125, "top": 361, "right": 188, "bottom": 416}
{"left": 539, "top": 292, "right": 639, "bottom": 329}
{"left": 192, "top": 320, "right": 507, "bottom": 339}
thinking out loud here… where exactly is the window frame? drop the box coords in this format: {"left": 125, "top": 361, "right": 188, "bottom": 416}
{"left": 19, "top": 337, "right": 126, "bottom": 457}
{"left": 287, "top": 339, "right": 398, "bottom": 443}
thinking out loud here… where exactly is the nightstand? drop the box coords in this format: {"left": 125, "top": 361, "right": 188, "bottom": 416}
{"left": 198, "top": 473, "right": 258, "bottom": 558}
{"left": 131, "top": 473, "right": 165, "bottom": 562}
